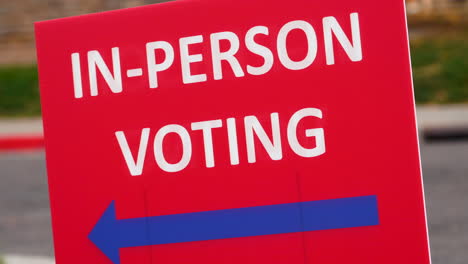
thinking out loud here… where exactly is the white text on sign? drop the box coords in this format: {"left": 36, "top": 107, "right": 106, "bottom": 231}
{"left": 116, "top": 107, "right": 325, "bottom": 176}
{"left": 71, "top": 13, "right": 362, "bottom": 98}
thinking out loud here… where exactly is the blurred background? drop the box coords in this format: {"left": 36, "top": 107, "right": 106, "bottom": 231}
{"left": 0, "top": 0, "right": 467, "bottom": 263}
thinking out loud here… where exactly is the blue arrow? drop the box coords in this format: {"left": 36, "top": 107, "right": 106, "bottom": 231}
{"left": 89, "top": 195, "right": 379, "bottom": 264}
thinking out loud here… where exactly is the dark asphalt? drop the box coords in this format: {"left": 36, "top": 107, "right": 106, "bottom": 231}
{"left": 0, "top": 141, "right": 467, "bottom": 263}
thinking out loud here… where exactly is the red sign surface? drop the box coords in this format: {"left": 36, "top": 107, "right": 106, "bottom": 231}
{"left": 35, "top": 0, "right": 431, "bottom": 263}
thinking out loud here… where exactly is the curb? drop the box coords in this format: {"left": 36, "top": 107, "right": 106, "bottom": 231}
{"left": 422, "top": 125, "right": 468, "bottom": 141}
{"left": 417, "top": 104, "right": 468, "bottom": 142}
{"left": 4, "top": 255, "right": 54, "bottom": 264}
{"left": 0, "top": 134, "right": 44, "bottom": 151}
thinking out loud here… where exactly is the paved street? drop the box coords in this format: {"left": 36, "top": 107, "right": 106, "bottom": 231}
{"left": 0, "top": 152, "right": 52, "bottom": 257}
{"left": 0, "top": 140, "right": 467, "bottom": 263}
{"left": 421, "top": 141, "right": 468, "bottom": 264}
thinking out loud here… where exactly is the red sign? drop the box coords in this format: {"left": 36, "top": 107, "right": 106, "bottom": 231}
{"left": 35, "top": 0, "right": 431, "bottom": 263}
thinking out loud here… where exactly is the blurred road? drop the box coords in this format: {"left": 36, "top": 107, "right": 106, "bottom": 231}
{"left": 0, "top": 140, "right": 467, "bottom": 263}
{"left": 0, "top": 152, "right": 52, "bottom": 257}
{"left": 421, "top": 141, "right": 468, "bottom": 264}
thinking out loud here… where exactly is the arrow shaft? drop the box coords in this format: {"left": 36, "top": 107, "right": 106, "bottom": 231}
{"left": 149, "top": 201, "right": 302, "bottom": 245}
{"left": 121, "top": 195, "right": 379, "bottom": 247}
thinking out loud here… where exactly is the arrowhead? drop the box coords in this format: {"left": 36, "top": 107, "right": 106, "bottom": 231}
{"left": 89, "top": 201, "right": 121, "bottom": 264}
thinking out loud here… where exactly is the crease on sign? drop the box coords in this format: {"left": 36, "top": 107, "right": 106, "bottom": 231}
{"left": 143, "top": 184, "right": 153, "bottom": 264}
{"left": 295, "top": 171, "right": 311, "bottom": 264}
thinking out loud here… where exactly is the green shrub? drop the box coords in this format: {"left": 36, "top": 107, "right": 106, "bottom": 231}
{"left": 0, "top": 66, "right": 41, "bottom": 116}
{"left": 411, "top": 29, "right": 468, "bottom": 104}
